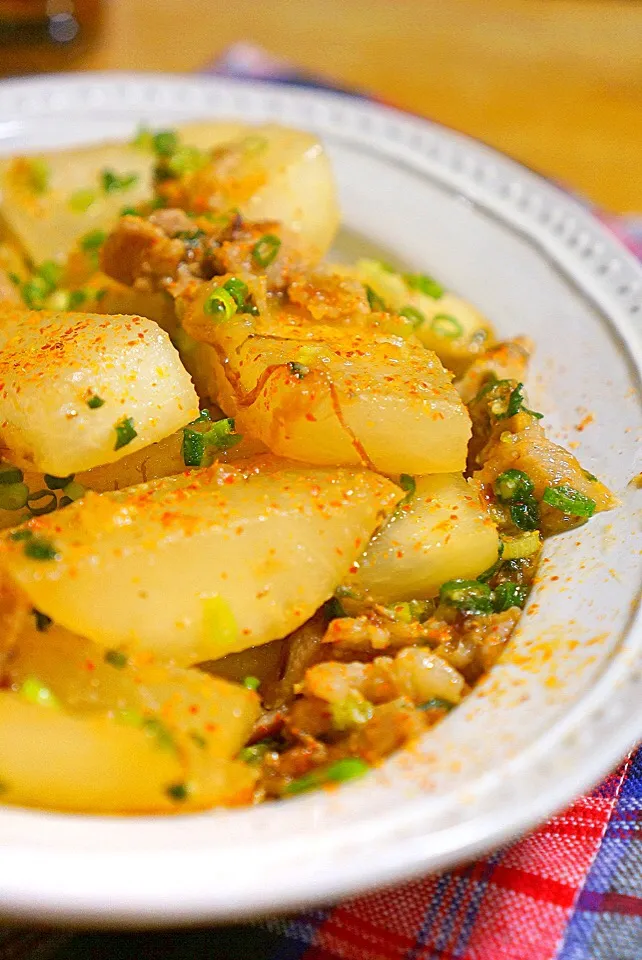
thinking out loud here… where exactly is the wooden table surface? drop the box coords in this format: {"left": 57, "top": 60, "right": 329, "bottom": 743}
{"left": 2, "top": 0, "right": 641, "bottom": 213}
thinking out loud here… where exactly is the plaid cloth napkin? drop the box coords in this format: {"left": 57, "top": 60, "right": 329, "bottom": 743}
{"left": 3, "top": 45, "right": 642, "bottom": 960}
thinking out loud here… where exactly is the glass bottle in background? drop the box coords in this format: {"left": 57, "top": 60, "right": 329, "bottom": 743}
{"left": 0, "top": 0, "right": 104, "bottom": 75}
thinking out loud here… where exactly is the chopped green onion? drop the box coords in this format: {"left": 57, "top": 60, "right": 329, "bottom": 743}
{"left": 18, "top": 532, "right": 59, "bottom": 561}
{"left": 500, "top": 531, "right": 541, "bottom": 560}
{"left": 202, "top": 596, "right": 238, "bottom": 654}
{"left": 189, "top": 731, "right": 208, "bottom": 749}
{"left": 114, "top": 416, "right": 137, "bottom": 451}
{"left": 239, "top": 739, "right": 277, "bottom": 764}
{"left": 167, "top": 145, "right": 208, "bottom": 178}
{"left": 324, "top": 597, "right": 347, "bottom": 621}
{"left": 44, "top": 473, "right": 74, "bottom": 490}
{"left": 152, "top": 130, "right": 179, "bottom": 157}
{"left": 24, "top": 158, "right": 50, "bottom": 194}
{"left": 0, "top": 482, "right": 28, "bottom": 511}
{"left": 325, "top": 757, "right": 369, "bottom": 783}
{"left": 68, "top": 289, "right": 87, "bottom": 310}
{"left": 499, "top": 383, "right": 543, "bottom": 420}
{"left": 251, "top": 234, "right": 281, "bottom": 268}
{"left": 284, "top": 771, "right": 321, "bottom": 795}
{"left": 9, "top": 529, "right": 32, "bottom": 541}
{"left": 493, "top": 582, "right": 529, "bottom": 612}
{"left": 8, "top": 272, "right": 21, "bottom": 286}
{"left": 120, "top": 205, "right": 138, "bottom": 217}
{"left": 101, "top": 169, "right": 140, "bottom": 193}
{"left": 33, "top": 610, "right": 52, "bottom": 632}
{"left": 493, "top": 469, "right": 534, "bottom": 504}
{"left": 20, "top": 676, "right": 60, "bottom": 709}
{"left": 542, "top": 484, "right": 596, "bottom": 518}
{"left": 62, "top": 480, "right": 85, "bottom": 502}
{"left": 243, "top": 675, "right": 260, "bottom": 692}
{"left": 404, "top": 273, "right": 444, "bottom": 299}
{"left": 285, "top": 758, "right": 369, "bottom": 795}
{"left": 223, "top": 277, "right": 249, "bottom": 308}
{"left": 395, "top": 474, "right": 416, "bottom": 514}
{"left": 27, "top": 489, "right": 57, "bottom": 517}
{"left": 287, "top": 361, "right": 309, "bottom": 379}
{"left": 203, "top": 286, "right": 237, "bottom": 321}
{"left": 38, "top": 260, "right": 62, "bottom": 290}
{"left": 194, "top": 409, "right": 213, "bottom": 424}
{"left": 131, "top": 125, "right": 153, "bottom": 150}
{"left": 202, "top": 417, "right": 242, "bottom": 452}
{"left": 509, "top": 499, "right": 540, "bottom": 531}
{"left": 94, "top": 288, "right": 108, "bottom": 303}
{"left": 387, "top": 600, "right": 431, "bottom": 623}
{"left": 399, "top": 305, "right": 425, "bottom": 328}
{"left": 365, "top": 285, "right": 387, "bottom": 311}
{"left": 80, "top": 229, "right": 106, "bottom": 252}
{"left": 181, "top": 427, "right": 207, "bottom": 468}
{"left": 439, "top": 579, "right": 494, "bottom": 615}
{"left": 86, "top": 394, "right": 105, "bottom": 409}
{"left": 373, "top": 260, "right": 396, "bottom": 273}
{"left": 0, "top": 464, "right": 23, "bottom": 485}
{"left": 105, "top": 649, "right": 128, "bottom": 669}
{"left": 418, "top": 697, "right": 455, "bottom": 712}
{"left": 68, "top": 188, "right": 97, "bottom": 213}
{"left": 142, "top": 717, "right": 177, "bottom": 753}
{"left": 510, "top": 499, "right": 540, "bottom": 531}
{"left": 20, "top": 277, "right": 50, "bottom": 309}
{"left": 399, "top": 474, "right": 416, "bottom": 499}
{"left": 58, "top": 496, "right": 73, "bottom": 509}
{"left": 331, "top": 696, "right": 374, "bottom": 731}
{"left": 477, "top": 541, "right": 504, "bottom": 583}
{"left": 583, "top": 470, "right": 598, "bottom": 483}
{"left": 431, "top": 314, "right": 463, "bottom": 339}
{"left": 165, "top": 782, "right": 190, "bottom": 802}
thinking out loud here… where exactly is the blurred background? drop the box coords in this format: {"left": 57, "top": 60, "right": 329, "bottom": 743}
{"left": 0, "top": 0, "right": 640, "bottom": 213}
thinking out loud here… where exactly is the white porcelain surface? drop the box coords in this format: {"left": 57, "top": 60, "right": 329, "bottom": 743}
{"left": 0, "top": 73, "right": 640, "bottom": 927}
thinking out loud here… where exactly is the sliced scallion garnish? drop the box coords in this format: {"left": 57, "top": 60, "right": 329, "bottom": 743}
{"left": 542, "top": 484, "right": 596, "bottom": 518}
{"left": 251, "top": 234, "right": 281, "bottom": 268}
{"left": 431, "top": 314, "right": 463, "bottom": 339}
{"left": 114, "top": 416, "right": 137, "bottom": 451}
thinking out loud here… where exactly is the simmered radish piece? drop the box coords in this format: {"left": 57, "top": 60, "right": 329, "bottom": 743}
{"left": 474, "top": 415, "right": 616, "bottom": 536}
{"left": 456, "top": 337, "right": 532, "bottom": 403}
{"left": 154, "top": 123, "right": 339, "bottom": 262}
{"left": 348, "top": 474, "right": 499, "bottom": 603}
{"left": 355, "top": 260, "right": 495, "bottom": 376}
{"left": 0, "top": 457, "right": 400, "bottom": 664}
{"left": 0, "top": 306, "right": 198, "bottom": 475}
{"left": 181, "top": 293, "right": 471, "bottom": 474}
{"left": 0, "top": 693, "right": 255, "bottom": 813}
{"left": 7, "top": 620, "right": 260, "bottom": 759}
{"left": 0, "top": 142, "right": 153, "bottom": 263}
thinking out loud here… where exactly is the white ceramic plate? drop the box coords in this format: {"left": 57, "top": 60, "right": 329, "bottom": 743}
{"left": 0, "top": 73, "right": 641, "bottom": 928}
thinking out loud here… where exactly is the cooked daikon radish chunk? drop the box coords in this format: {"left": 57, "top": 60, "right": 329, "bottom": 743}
{"left": 180, "top": 289, "right": 471, "bottom": 475}
{"left": 153, "top": 123, "right": 339, "bottom": 261}
{"left": 355, "top": 260, "right": 495, "bottom": 376}
{"left": 0, "top": 305, "right": 198, "bottom": 476}
{"left": 0, "top": 457, "right": 400, "bottom": 664}
{"left": 0, "top": 693, "right": 255, "bottom": 813}
{"left": 7, "top": 620, "right": 260, "bottom": 760}
{"left": 0, "top": 142, "right": 153, "bottom": 263}
{"left": 348, "top": 473, "right": 499, "bottom": 603}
